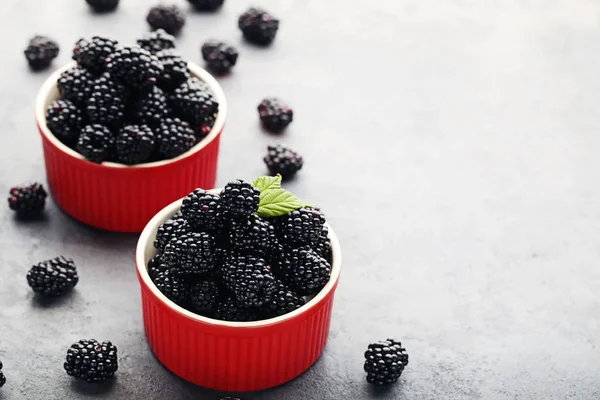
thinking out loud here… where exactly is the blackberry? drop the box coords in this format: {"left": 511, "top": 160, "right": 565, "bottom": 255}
{"left": 26, "top": 256, "right": 79, "bottom": 296}
{"left": 200, "top": 112, "right": 217, "bottom": 136}
{"left": 229, "top": 214, "right": 276, "bottom": 256}
{"left": 154, "top": 215, "right": 190, "bottom": 252}
{"left": 280, "top": 247, "right": 330, "bottom": 295}
{"left": 134, "top": 86, "right": 168, "bottom": 127}
{"left": 314, "top": 225, "right": 332, "bottom": 262}
{"left": 115, "top": 125, "right": 156, "bottom": 165}
{"left": 262, "top": 281, "right": 305, "bottom": 318}
{"left": 0, "top": 360, "right": 4, "bottom": 388}
{"left": 72, "top": 36, "right": 118, "bottom": 74}
{"left": 24, "top": 35, "right": 59, "bottom": 70}
{"left": 154, "top": 268, "right": 189, "bottom": 304}
{"left": 57, "top": 67, "right": 95, "bottom": 106}
{"left": 222, "top": 254, "right": 276, "bottom": 308}
{"left": 87, "top": 73, "right": 127, "bottom": 128}
{"left": 219, "top": 180, "right": 260, "bottom": 218}
{"left": 188, "top": 0, "right": 224, "bottom": 11}
{"left": 215, "top": 296, "right": 259, "bottom": 322}
{"left": 146, "top": 5, "right": 186, "bottom": 35}
{"left": 190, "top": 279, "right": 220, "bottom": 314}
{"left": 148, "top": 254, "right": 169, "bottom": 280}
{"left": 8, "top": 183, "right": 47, "bottom": 217}
{"left": 156, "top": 49, "right": 190, "bottom": 92}
{"left": 156, "top": 117, "right": 196, "bottom": 158}
{"left": 163, "top": 232, "right": 216, "bottom": 275}
{"left": 181, "top": 189, "right": 224, "bottom": 232}
{"left": 106, "top": 46, "right": 163, "bottom": 89}
{"left": 171, "top": 78, "right": 219, "bottom": 126}
{"left": 201, "top": 41, "right": 238, "bottom": 75}
{"left": 238, "top": 8, "right": 279, "bottom": 46}
{"left": 276, "top": 207, "right": 325, "bottom": 246}
{"left": 264, "top": 145, "right": 303, "bottom": 178}
{"left": 45, "top": 100, "right": 83, "bottom": 146}
{"left": 64, "top": 339, "right": 118, "bottom": 382}
{"left": 258, "top": 98, "right": 293, "bottom": 132}
{"left": 85, "top": 0, "right": 119, "bottom": 12}
{"left": 137, "top": 29, "right": 176, "bottom": 54}
{"left": 364, "top": 339, "right": 409, "bottom": 386}
{"left": 76, "top": 124, "right": 114, "bottom": 163}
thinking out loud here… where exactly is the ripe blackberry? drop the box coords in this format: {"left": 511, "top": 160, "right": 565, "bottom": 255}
{"left": 8, "top": 183, "right": 47, "bottom": 217}
{"left": 215, "top": 296, "right": 259, "bottom": 322}
{"left": 64, "top": 339, "right": 118, "bottom": 382}
{"left": 106, "top": 46, "right": 163, "bottom": 89}
{"left": 238, "top": 8, "right": 279, "bottom": 46}
{"left": 0, "top": 360, "right": 5, "bottom": 388}
{"left": 189, "top": 0, "right": 224, "bottom": 11}
{"left": 85, "top": 0, "right": 119, "bottom": 12}
{"left": 276, "top": 207, "right": 325, "bottom": 246}
{"left": 26, "top": 256, "right": 79, "bottom": 296}
{"left": 201, "top": 41, "right": 238, "bottom": 75}
{"left": 229, "top": 214, "right": 276, "bottom": 256}
{"left": 45, "top": 100, "right": 83, "bottom": 146}
{"left": 314, "top": 225, "right": 332, "bottom": 262}
{"left": 181, "top": 189, "right": 224, "bottom": 232}
{"left": 219, "top": 180, "right": 260, "bottom": 218}
{"left": 163, "top": 232, "right": 216, "bottom": 276}
{"left": 137, "top": 29, "right": 176, "bottom": 54}
{"left": 154, "top": 268, "right": 189, "bottom": 304}
{"left": 262, "top": 281, "right": 305, "bottom": 318}
{"left": 171, "top": 78, "right": 219, "bottom": 126}
{"left": 364, "top": 339, "right": 409, "bottom": 386}
{"left": 57, "top": 67, "right": 95, "bottom": 106}
{"left": 134, "top": 86, "right": 168, "bottom": 127}
{"left": 156, "top": 117, "right": 196, "bottom": 158}
{"left": 115, "top": 125, "right": 156, "bottom": 165}
{"left": 190, "top": 279, "right": 220, "bottom": 314}
{"left": 76, "top": 124, "right": 114, "bottom": 163}
{"left": 148, "top": 254, "right": 169, "bottom": 280}
{"left": 222, "top": 254, "right": 276, "bottom": 308}
{"left": 146, "top": 5, "right": 186, "bottom": 35}
{"left": 72, "top": 36, "right": 118, "bottom": 74}
{"left": 258, "top": 98, "right": 293, "bottom": 132}
{"left": 24, "top": 35, "right": 59, "bottom": 70}
{"left": 87, "top": 73, "right": 127, "bottom": 128}
{"left": 264, "top": 145, "right": 303, "bottom": 178}
{"left": 156, "top": 49, "right": 190, "bottom": 92}
{"left": 154, "top": 216, "right": 190, "bottom": 252}
{"left": 280, "top": 247, "right": 330, "bottom": 296}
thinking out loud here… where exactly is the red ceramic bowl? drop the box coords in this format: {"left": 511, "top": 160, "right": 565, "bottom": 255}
{"left": 35, "top": 62, "right": 227, "bottom": 233}
{"left": 135, "top": 194, "right": 342, "bottom": 392}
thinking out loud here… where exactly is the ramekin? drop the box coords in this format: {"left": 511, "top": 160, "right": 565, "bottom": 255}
{"left": 35, "top": 62, "right": 227, "bottom": 232}
{"left": 135, "top": 194, "right": 342, "bottom": 392}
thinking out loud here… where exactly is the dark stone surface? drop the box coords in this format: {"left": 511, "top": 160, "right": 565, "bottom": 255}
{"left": 1, "top": 0, "right": 599, "bottom": 399}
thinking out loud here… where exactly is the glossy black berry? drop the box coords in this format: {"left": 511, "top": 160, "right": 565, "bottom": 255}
{"left": 264, "top": 145, "right": 303, "bottom": 178}
{"left": 262, "top": 280, "right": 305, "bottom": 318}
{"left": 64, "top": 339, "right": 118, "bottom": 382}
{"left": 85, "top": 0, "right": 119, "bottom": 12}
{"left": 57, "top": 67, "right": 95, "bottom": 106}
{"left": 258, "top": 98, "right": 293, "bottom": 132}
{"left": 188, "top": 0, "right": 224, "bottom": 11}
{"left": 154, "top": 215, "right": 190, "bottom": 252}
{"left": 279, "top": 247, "right": 330, "bottom": 296}
{"left": 146, "top": 5, "right": 186, "bottom": 35}
{"left": 148, "top": 254, "right": 169, "bottom": 280}
{"left": 156, "top": 117, "right": 196, "bottom": 159}
{"left": 314, "top": 225, "right": 332, "bottom": 262}
{"left": 27, "top": 256, "right": 79, "bottom": 296}
{"left": 238, "top": 8, "right": 279, "bottom": 45}
{"left": 156, "top": 49, "right": 190, "bottom": 92}
{"left": 229, "top": 214, "right": 276, "bottom": 256}
{"left": 45, "top": 100, "right": 83, "bottom": 146}
{"left": 190, "top": 279, "right": 220, "bottom": 315}
{"left": 87, "top": 73, "right": 127, "bottom": 128}
{"left": 137, "top": 29, "right": 176, "bottom": 54}
{"left": 364, "top": 339, "right": 409, "bottom": 386}
{"left": 134, "top": 86, "right": 168, "bottom": 127}
{"left": 72, "top": 36, "right": 118, "bottom": 74}
{"left": 276, "top": 207, "right": 325, "bottom": 246}
{"left": 201, "top": 41, "right": 238, "bottom": 74}
{"left": 171, "top": 78, "right": 219, "bottom": 126}
{"left": 222, "top": 254, "right": 276, "bottom": 308}
{"left": 154, "top": 268, "right": 189, "bottom": 304}
{"left": 8, "top": 183, "right": 47, "bottom": 218}
{"left": 24, "top": 35, "right": 59, "bottom": 70}
{"left": 219, "top": 180, "right": 260, "bottom": 218}
{"left": 76, "top": 124, "right": 114, "bottom": 163}
{"left": 115, "top": 125, "right": 156, "bottom": 165}
{"left": 215, "top": 296, "right": 260, "bottom": 322}
{"left": 181, "top": 189, "right": 224, "bottom": 232}
{"left": 163, "top": 232, "right": 216, "bottom": 276}
{"left": 106, "top": 46, "right": 163, "bottom": 89}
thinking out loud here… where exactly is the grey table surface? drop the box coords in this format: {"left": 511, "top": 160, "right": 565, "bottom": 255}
{"left": 1, "top": 0, "right": 600, "bottom": 399}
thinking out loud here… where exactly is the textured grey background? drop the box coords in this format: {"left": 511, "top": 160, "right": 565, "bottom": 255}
{"left": 0, "top": 0, "right": 599, "bottom": 399}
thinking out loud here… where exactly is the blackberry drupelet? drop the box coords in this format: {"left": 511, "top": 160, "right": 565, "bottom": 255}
{"left": 258, "top": 98, "right": 293, "bottom": 132}
{"left": 0, "top": 360, "right": 4, "bottom": 388}
{"left": 134, "top": 86, "right": 168, "bottom": 127}
{"left": 156, "top": 117, "right": 196, "bottom": 158}
{"left": 106, "top": 46, "right": 163, "bottom": 89}
{"left": 57, "top": 67, "right": 95, "bottom": 106}
{"left": 8, "top": 183, "right": 47, "bottom": 217}
{"left": 201, "top": 41, "right": 238, "bottom": 74}
{"left": 24, "top": 35, "right": 59, "bottom": 70}
{"left": 171, "top": 78, "right": 219, "bottom": 126}
{"left": 229, "top": 214, "right": 276, "bottom": 256}
{"left": 45, "top": 100, "right": 83, "bottom": 146}
{"left": 262, "top": 281, "right": 305, "bottom": 318}
{"left": 154, "top": 268, "right": 189, "bottom": 303}
{"left": 85, "top": 0, "right": 119, "bottom": 12}
{"left": 215, "top": 296, "right": 259, "bottom": 322}
{"left": 156, "top": 49, "right": 190, "bottom": 92}
{"left": 163, "top": 232, "right": 216, "bottom": 275}
{"left": 154, "top": 215, "right": 190, "bottom": 252}
{"left": 190, "top": 279, "right": 220, "bottom": 314}
{"left": 188, "top": 0, "right": 224, "bottom": 11}
{"left": 76, "top": 124, "right": 114, "bottom": 163}
{"left": 72, "top": 36, "right": 118, "bottom": 74}
{"left": 222, "top": 254, "right": 276, "bottom": 308}
{"left": 219, "top": 180, "right": 260, "bottom": 218}
{"left": 181, "top": 189, "right": 224, "bottom": 232}
{"left": 64, "top": 339, "right": 118, "bottom": 382}
{"left": 264, "top": 145, "right": 303, "bottom": 178}
{"left": 87, "top": 73, "right": 127, "bottom": 128}
{"left": 115, "top": 125, "right": 156, "bottom": 165}
{"left": 280, "top": 246, "right": 330, "bottom": 295}
{"left": 276, "top": 207, "right": 325, "bottom": 246}
{"left": 364, "top": 339, "right": 409, "bottom": 386}
{"left": 314, "top": 225, "right": 332, "bottom": 262}
{"left": 146, "top": 5, "right": 186, "bottom": 35}
{"left": 26, "top": 256, "right": 79, "bottom": 296}
{"left": 238, "top": 8, "right": 279, "bottom": 45}
{"left": 137, "top": 29, "right": 176, "bottom": 54}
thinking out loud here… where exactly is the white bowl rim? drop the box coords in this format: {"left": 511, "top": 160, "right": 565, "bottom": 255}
{"left": 135, "top": 190, "right": 342, "bottom": 328}
{"left": 35, "top": 61, "right": 227, "bottom": 169}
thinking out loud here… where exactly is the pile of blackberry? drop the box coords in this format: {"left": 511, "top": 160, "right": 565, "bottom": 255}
{"left": 149, "top": 180, "right": 332, "bottom": 322}
{"left": 47, "top": 34, "right": 218, "bottom": 165}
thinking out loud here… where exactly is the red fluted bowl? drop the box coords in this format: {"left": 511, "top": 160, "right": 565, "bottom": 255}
{"left": 35, "top": 62, "right": 227, "bottom": 233}
{"left": 135, "top": 195, "right": 342, "bottom": 392}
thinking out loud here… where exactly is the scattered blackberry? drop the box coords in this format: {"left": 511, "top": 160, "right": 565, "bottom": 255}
{"left": 115, "top": 125, "right": 156, "bottom": 165}
{"left": 154, "top": 215, "right": 190, "bottom": 252}
{"left": 147, "top": 254, "right": 169, "bottom": 280}
{"left": 364, "top": 339, "right": 409, "bottom": 386}
{"left": 262, "top": 281, "right": 305, "bottom": 318}
{"left": 280, "top": 247, "right": 330, "bottom": 295}
{"left": 171, "top": 78, "right": 219, "bottom": 126}
{"left": 137, "top": 29, "right": 176, "bottom": 54}
{"left": 134, "top": 86, "right": 168, "bottom": 127}
{"left": 87, "top": 73, "right": 127, "bottom": 128}
{"left": 57, "top": 67, "right": 95, "bottom": 106}
{"left": 24, "top": 35, "right": 59, "bottom": 70}
{"left": 219, "top": 180, "right": 260, "bottom": 218}
{"left": 72, "top": 36, "right": 118, "bottom": 74}
{"left": 258, "top": 98, "right": 293, "bottom": 132}
{"left": 264, "top": 145, "right": 303, "bottom": 178}
{"left": 163, "top": 232, "right": 216, "bottom": 275}
{"left": 146, "top": 5, "right": 186, "bottom": 35}
{"left": 181, "top": 189, "right": 224, "bottom": 232}
{"left": 26, "top": 256, "right": 79, "bottom": 296}
{"left": 215, "top": 296, "right": 259, "bottom": 322}
{"left": 85, "top": 0, "right": 119, "bottom": 12}
{"left": 188, "top": 0, "right": 224, "bottom": 11}
{"left": 222, "top": 254, "right": 276, "bottom": 308}
{"left": 106, "top": 46, "right": 163, "bottom": 89}
{"left": 314, "top": 225, "right": 332, "bottom": 262}
{"left": 276, "top": 207, "right": 325, "bottom": 245}
{"left": 0, "top": 360, "right": 5, "bottom": 388}
{"left": 76, "top": 124, "right": 114, "bottom": 163}
{"left": 238, "top": 8, "right": 279, "bottom": 46}
{"left": 229, "top": 214, "right": 276, "bottom": 256}
{"left": 45, "top": 100, "right": 83, "bottom": 146}
{"left": 8, "top": 183, "right": 47, "bottom": 217}
{"left": 155, "top": 49, "right": 189, "bottom": 92}
{"left": 190, "top": 279, "right": 220, "bottom": 314}
{"left": 156, "top": 117, "right": 196, "bottom": 158}
{"left": 64, "top": 339, "right": 118, "bottom": 382}
{"left": 154, "top": 268, "right": 189, "bottom": 304}
{"left": 201, "top": 41, "right": 238, "bottom": 74}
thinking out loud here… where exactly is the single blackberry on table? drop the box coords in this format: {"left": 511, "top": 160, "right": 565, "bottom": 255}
{"left": 188, "top": 0, "right": 224, "bottom": 11}
{"left": 8, "top": 183, "right": 47, "bottom": 218}
{"left": 215, "top": 296, "right": 259, "bottom": 322}
{"left": 0, "top": 360, "right": 5, "bottom": 388}
{"left": 219, "top": 180, "right": 260, "bottom": 218}
{"left": 24, "top": 35, "right": 59, "bottom": 70}
{"left": 26, "top": 256, "right": 79, "bottom": 296}
{"left": 45, "top": 100, "right": 83, "bottom": 146}
{"left": 76, "top": 124, "right": 114, "bottom": 163}
{"left": 72, "top": 36, "right": 118, "bottom": 74}
{"left": 222, "top": 254, "right": 276, "bottom": 308}
{"left": 87, "top": 73, "right": 127, "bottom": 128}
{"left": 264, "top": 145, "right": 303, "bottom": 178}
{"left": 156, "top": 117, "right": 196, "bottom": 158}
{"left": 57, "top": 67, "right": 95, "bottom": 106}
{"left": 85, "top": 0, "right": 119, "bottom": 12}
{"left": 146, "top": 5, "right": 186, "bottom": 35}
{"left": 364, "top": 339, "right": 409, "bottom": 386}
{"left": 106, "top": 46, "right": 163, "bottom": 89}
{"left": 279, "top": 247, "right": 330, "bottom": 296}
{"left": 258, "top": 98, "right": 293, "bottom": 132}
{"left": 262, "top": 280, "right": 305, "bottom": 318}
{"left": 201, "top": 41, "right": 238, "bottom": 74}
{"left": 181, "top": 189, "right": 224, "bottom": 233}
{"left": 134, "top": 86, "right": 168, "bottom": 127}
{"left": 115, "top": 125, "right": 156, "bottom": 165}
{"left": 190, "top": 279, "right": 220, "bottom": 315}
{"left": 276, "top": 207, "right": 325, "bottom": 246}
{"left": 64, "top": 339, "right": 118, "bottom": 382}
{"left": 238, "top": 8, "right": 279, "bottom": 46}
{"left": 163, "top": 232, "right": 216, "bottom": 275}
{"left": 154, "top": 268, "right": 189, "bottom": 303}
{"left": 156, "top": 49, "right": 189, "bottom": 92}
{"left": 154, "top": 215, "right": 190, "bottom": 252}
{"left": 137, "top": 29, "right": 176, "bottom": 54}
{"left": 171, "top": 78, "right": 219, "bottom": 126}
{"left": 229, "top": 214, "right": 276, "bottom": 256}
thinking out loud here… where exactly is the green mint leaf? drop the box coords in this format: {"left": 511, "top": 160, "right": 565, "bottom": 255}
{"left": 256, "top": 188, "right": 308, "bottom": 217}
{"left": 253, "top": 175, "right": 282, "bottom": 194}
